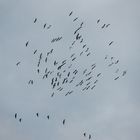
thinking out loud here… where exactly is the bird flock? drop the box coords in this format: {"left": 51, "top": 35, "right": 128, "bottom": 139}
{"left": 15, "top": 11, "right": 127, "bottom": 139}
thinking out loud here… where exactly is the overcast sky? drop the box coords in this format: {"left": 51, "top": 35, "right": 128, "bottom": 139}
{"left": 0, "top": 0, "right": 140, "bottom": 140}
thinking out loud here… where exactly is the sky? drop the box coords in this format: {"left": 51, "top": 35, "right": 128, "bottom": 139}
{"left": 0, "top": 0, "right": 140, "bottom": 140}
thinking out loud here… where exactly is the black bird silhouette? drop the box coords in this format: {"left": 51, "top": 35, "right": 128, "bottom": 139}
{"left": 101, "top": 24, "right": 106, "bottom": 28}
{"left": 51, "top": 92, "right": 54, "bottom": 97}
{"left": 97, "top": 73, "right": 101, "bottom": 77}
{"left": 97, "top": 19, "right": 100, "bottom": 23}
{"left": 89, "top": 134, "right": 91, "bottom": 139}
{"left": 34, "top": 49, "right": 37, "bottom": 54}
{"left": 36, "top": 113, "right": 39, "bottom": 117}
{"left": 81, "top": 22, "right": 84, "bottom": 27}
{"left": 109, "top": 41, "right": 114, "bottom": 46}
{"left": 37, "top": 69, "right": 40, "bottom": 74}
{"left": 47, "top": 115, "right": 50, "bottom": 119}
{"left": 62, "top": 119, "right": 66, "bottom": 125}
{"left": 91, "top": 85, "right": 96, "bottom": 90}
{"left": 16, "top": 62, "right": 21, "bottom": 66}
{"left": 80, "top": 38, "right": 83, "bottom": 43}
{"left": 28, "top": 80, "right": 33, "bottom": 85}
{"left": 19, "top": 118, "right": 22, "bottom": 122}
{"left": 26, "top": 41, "right": 29, "bottom": 47}
{"left": 44, "top": 23, "right": 47, "bottom": 28}
{"left": 15, "top": 113, "right": 17, "bottom": 119}
{"left": 115, "top": 60, "right": 119, "bottom": 64}
{"left": 114, "top": 76, "right": 119, "bottom": 80}
{"left": 83, "top": 44, "right": 86, "bottom": 48}
{"left": 84, "top": 132, "right": 86, "bottom": 137}
{"left": 80, "top": 51, "right": 83, "bottom": 56}
{"left": 73, "top": 17, "right": 78, "bottom": 22}
{"left": 34, "top": 18, "right": 37, "bottom": 23}
{"left": 106, "top": 24, "right": 110, "bottom": 28}
{"left": 122, "top": 70, "right": 127, "bottom": 76}
{"left": 69, "top": 11, "right": 73, "bottom": 16}
{"left": 87, "top": 52, "right": 91, "bottom": 56}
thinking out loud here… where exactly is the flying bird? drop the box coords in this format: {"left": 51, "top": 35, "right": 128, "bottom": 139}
{"left": 73, "top": 17, "right": 78, "bottom": 22}
{"left": 89, "top": 134, "right": 91, "bottom": 139}
{"left": 15, "top": 113, "right": 17, "bottom": 119}
{"left": 84, "top": 132, "right": 86, "bottom": 137}
{"left": 101, "top": 24, "right": 106, "bottom": 28}
{"left": 47, "top": 115, "right": 50, "bottom": 119}
{"left": 115, "top": 60, "right": 119, "bottom": 64}
{"left": 37, "top": 69, "right": 40, "bottom": 74}
{"left": 19, "top": 118, "right": 22, "bottom": 122}
{"left": 80, "top": 22, "right": 84, "bottom": 27}
{"left": 36, "top": 113, "right": 39, "bottom": 117}
{"left": 114, "top": 76, "right": 119, "bottom": 80}
{"left": 44, "top": 23, "right": 47, "bottom": 28}
{"left": 62, "top": 119, "right": 66, "bottom": 125}
{"left": 69, "top": 11, "right": 73, "bottom": 16}
{"left": 16, "top": 62, "right": 21, "bottom": 66}
{"left": 26, "top": 41, "right": 29, "bottom": 47}
{"left": 34, "top": 18, "right": 37, "bottom": 23}
{"left": 97, "top": 19, "right": 100, "bottom": 23}
{"left": 122, "top": 70, "right": 127, "bottom": 76}
{"left": 34, "top": 49, "right": 37, "bottom": 54}
{"left": 106, "top": 24, "right": 110, "bottom": 28}
{"left": 51, "top": 92, "right": 54, "bottom": 97}
{"left": 109, "top": 41, "right": 114, "bottom": 46}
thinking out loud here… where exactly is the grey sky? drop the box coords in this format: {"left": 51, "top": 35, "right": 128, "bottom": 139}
{"left": 0, "top": 0, "right": 140, "bottom": 140}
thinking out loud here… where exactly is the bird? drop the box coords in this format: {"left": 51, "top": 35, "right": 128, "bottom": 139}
{"left": 45, "top": 57, "right": 48, "bottom": 63}
{"left": 106, "top": 24, "right": 110, "bottom": 28}
{"left": 69, "top": 11, "right": 73, "bottom": 16}
{"left": 101, "top": 24, "right": 106, "bottom": 28}
{"left": 89, "top": 134, "right": 91, "bottom": 139}
{"left": 97, "top": 73, "right": 101, "bottom": 77}
{"left": 80, "top": 51, "right": 83, "bottom": 56}
{"left": 54, "top": 60, "right": 58, "bottom": 66}
{"left": 19, "top": 118, "right": 22, "bottom": 122}
{"left": 16, "top": 62, "right": 21, "bottom": 66}
{"left": 26, "top": 41, "right": 29, "bottom": 47}
{"left": 37, "top": 69, "right": 40, "bottom": 74}
{"left": 34, "top": 49, "right": 37, "bottom": 54}
{"left": 47, "top": 25, "right": 52, "bottom": 29}
{"left": 115, "top": 60, "right": 119, "bottom": 64}
{"left": 114, "top": 76, "right": 119, "bottom": 80}
{"left": 62, "top": 119, "right": 66, "bottom": 125}
{"left": 97, "top": 19, "right": 100, "bottom": 23}
{"left": 73, "top": 17, "right": 78, "bottom": 22}
{"left": 15, "top": 113, "right": 17, "bottom": 119}
{"left": 87, "top": 52, "right": 91, "bottom": 56}
{"left": 51, "top": 92, "right": 54, "bottom": 97}
{"left": 105, "top": 55, "right": 108, "bottom": 59}
{"left": 122, "top": 70, "right": 127, "bottom": 76}
{"left": 91, "top": 85, "right": 96, "bottom": 90}
{"left": 80, "top": 38, "right": 83, "bottom": 43}
{"left": 34, "top": 18, "right": 37, "bottom": 23}
{"left": 83, "top": 44, "right": 86, "bottom": 48}
{"left": 85, "top": 48, "right": 89, "bottom": 52}
{"left": 109, "top": 41, "right": 114, "bottom": 46}
{"left": 44, "top": 23, "right": 47, "bottom": 28}
{"left": 81, "top": 22, "right": 84, "bottom": 27}
{"left": 28, "top": 80, "right": 33, "bottom": 85}
{"left": 36, "top": 113, "right": 39, "bottom": 117}
{"left": 47, "top": 115, "right": 50, "bottom": 119}
{"left": 74, "top": 26, "right": 82, "bottom": 34}
{"left": 84, "top": 132, "right": 86, "bottom": 137}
